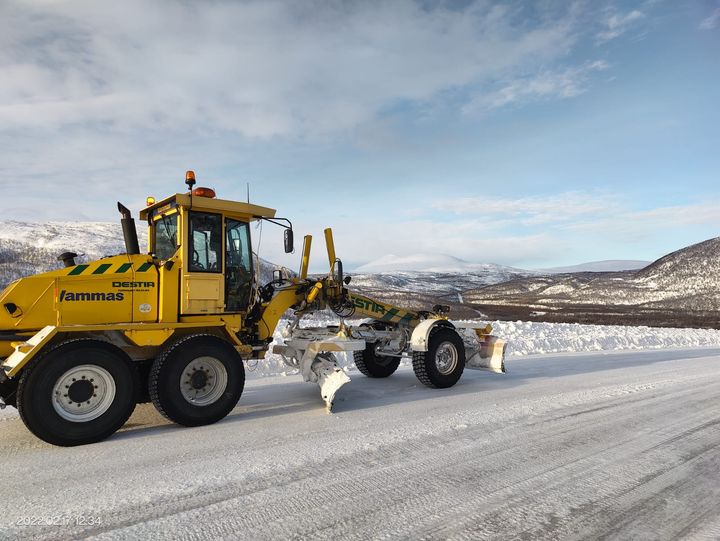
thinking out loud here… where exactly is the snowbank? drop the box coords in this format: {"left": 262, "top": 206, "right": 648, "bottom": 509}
{"left": 245, "top": 314, "right": 720, "bottom": 378}
{"left": 491, "top": 320, "right": 720, "bottom": 356}
{"left": 2, "top": 317, "right": 719, "bottom": 419}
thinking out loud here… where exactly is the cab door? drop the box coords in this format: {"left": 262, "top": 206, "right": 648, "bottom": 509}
{"left": 182, "top": 212, "right": 225, "bottom": 314}
{"left": 224, "top": 219, "right": 253, "bottom": 312}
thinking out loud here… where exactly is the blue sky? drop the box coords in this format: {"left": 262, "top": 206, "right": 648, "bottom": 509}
{"left": 0, "top": 0, "right": 718, "bottom": 271}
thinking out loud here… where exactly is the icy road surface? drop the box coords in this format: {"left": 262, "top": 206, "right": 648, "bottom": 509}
{"left": 2, "top": 348, "right": 720, "bottom": 540}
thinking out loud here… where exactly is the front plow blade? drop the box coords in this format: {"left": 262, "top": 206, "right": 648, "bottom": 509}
{"left": 467, "top": 335, "right": 507, "bottom": 373}
{"left": 315, "top": 362, "right": 351, "bottom": 412}
{"left": 274, "top": 335, "right": 364, "bottom": 412}
{"left": 457, "top": 327, "right": 507, "bottom": 374}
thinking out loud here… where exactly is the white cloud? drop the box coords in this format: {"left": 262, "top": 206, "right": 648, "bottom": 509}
{"left": 699, "top": 8, "right": 720, "bottom": 30}
{"left": 287, "top": 218, "right": 566, "bottom": 270}
{"left": 596, "top": 9, "right": 645, "bottom": 42}
{"left": 463, "top": 60, "right": 609, "bottom": 112}
{"left": 568, "top": 201, "right": 720, "bottom": 235}
{"left": 0, "top": 0, "right": 579, "bottom": 138}
{"left": 433, "top": 192, "right": 617, "bottom": 225}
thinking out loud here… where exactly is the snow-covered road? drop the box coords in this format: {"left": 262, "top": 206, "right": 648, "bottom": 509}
{"left": 3, "top": 347, "right": 720, "bottom": 540}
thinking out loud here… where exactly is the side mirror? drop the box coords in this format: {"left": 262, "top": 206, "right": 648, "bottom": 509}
{"left": 284, "top": 228, "right": 294, "bottom": 253}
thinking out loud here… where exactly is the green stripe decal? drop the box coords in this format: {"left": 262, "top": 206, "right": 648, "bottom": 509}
{"left": 92, "top": 264, "right": 112, "bottom": 275}
{"left": 381, "top": 308, "right": 399, "bottom": 322}
{"left": 399, "top": 313, "right": 415, "bottom": 325}
{"left": 115, "top": 263, "right": 132, "bottom": 274}
{"left": 136, "top": 263, "right": 153, "bottom": 273}
{"left": 68, "top": 265, "right": 89, "bottom": 276}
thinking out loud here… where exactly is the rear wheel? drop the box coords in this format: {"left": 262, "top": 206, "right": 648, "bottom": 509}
{"left": 412, "top": 327, "right": 465, "bottom": 388}
{"left": 149, "top": 334, "right": 244, "bottom": 427}
{"left": 353, "top": 347, "right": 400, "bottom": 378}
{"left": 17, "top": 339, "right": 137, "bottom": 446}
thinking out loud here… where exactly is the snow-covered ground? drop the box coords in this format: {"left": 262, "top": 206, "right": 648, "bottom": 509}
{"left": 248, "top": 315, "right": 720, "bottom": 378}
{"left": 3, "top": 319, "right": 720, "bottom": 423}
{"left": 2, "top": 346, "right": 720, "bottom": 539}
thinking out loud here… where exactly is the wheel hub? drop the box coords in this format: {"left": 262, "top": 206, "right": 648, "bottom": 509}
{"left": 434, "top": 342, "right": 459, "bottom": 375}
{"left": 180, "top": 356, "right": 228, "bottom": 406}
{"left": 190, "top": 370, "right": 209, "bottom": 390}
{"left": 67, "top": 379, "right": 94, "bottom": 403}
{"left": 52, "top": 364, "right": 116, "bottom": 422}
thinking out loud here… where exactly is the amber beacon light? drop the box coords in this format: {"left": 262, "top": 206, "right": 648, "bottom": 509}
{"left": 192, "top": 187, "right": 216, "bottom": 198}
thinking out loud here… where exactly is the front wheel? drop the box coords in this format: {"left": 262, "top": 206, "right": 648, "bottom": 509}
{"left": 17, "top": 340, "right": 137, "bottom": 446}
{"left": 149, "top": 335, "right": 244, "bottom": 427}
{"left": 412, "top": 327, "right": 465, "bottom": 389}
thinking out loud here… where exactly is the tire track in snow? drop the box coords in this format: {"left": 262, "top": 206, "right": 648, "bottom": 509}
{"left": 2, "top": 349, "right": 720, "bottom": 540}
{"left": 75, "top": 369, "right": 720, "bottom": 538}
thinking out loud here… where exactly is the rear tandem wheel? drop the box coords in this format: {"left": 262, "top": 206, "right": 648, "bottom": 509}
{"left": 149, "top": 334, "right": 245, "bottom": 427}
{"left": 353, "top": 347, "right": 401, "bottom": 378}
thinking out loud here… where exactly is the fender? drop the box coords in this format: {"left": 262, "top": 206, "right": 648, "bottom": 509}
{"left": 410, "top": 319, "right": 455, "bottom": 352}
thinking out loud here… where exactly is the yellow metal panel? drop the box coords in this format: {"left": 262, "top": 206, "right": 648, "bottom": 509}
{"left": 58, "top": 277, "right": 133, "bottom": 325}
{"left": 183, "top": 274, "right": 224, "bottom": 314}
{"left": 159, "top": 257, "right": 180, "bottom": 323}
{"left": 349, "top": 293, "right": 420, "bottom": 327}
{"left": 140, "top": 193, "right": 277, "bottom": 221}
{"left": 0, "top": 341, "right": 13, "bottom": 358}
{"left": 123, "top": 328, "right": 175, "bottom": 347}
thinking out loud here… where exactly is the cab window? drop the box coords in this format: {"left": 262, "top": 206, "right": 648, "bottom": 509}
{"left": 225, "top": 219, "right": 253, "bottom": 311}
{"left": 154, "top": 213, "right": 178, "bottom": 260}
{"left": 189, "top": 212, "right": 222, "bottom": 273}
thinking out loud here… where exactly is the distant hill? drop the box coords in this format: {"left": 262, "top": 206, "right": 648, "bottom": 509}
{"left": 464, "top": 237, "right": 720, "bottom": 327}
{"left": 3, "top": 220, "right": 717, "bottom": 328}
{"left": 353, "top": 253, "right": 526, "bottom": 274}
{"left": 539, "top": 260, "right": 650, "bottom": 274}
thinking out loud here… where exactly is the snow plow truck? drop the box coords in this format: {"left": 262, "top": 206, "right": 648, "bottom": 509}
{"left": 0, "top": 171, "right": 507, "bottom": 446}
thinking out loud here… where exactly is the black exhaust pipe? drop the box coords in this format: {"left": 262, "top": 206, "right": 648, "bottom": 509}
{"left": 117, "top": 202, "right": 140, "bottom": 255}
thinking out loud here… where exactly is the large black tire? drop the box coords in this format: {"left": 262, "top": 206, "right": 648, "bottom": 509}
{"left": 353, "top": 347, "right": 401, "bottom": 378}
{"left": 17, "top": 339, "right": 137, "bottom": 446}
{"left": 149, "top": 334, "right": 244, "bottom": 427}
{"left": 412, "top": 327, "right": 465, "bottom": 389}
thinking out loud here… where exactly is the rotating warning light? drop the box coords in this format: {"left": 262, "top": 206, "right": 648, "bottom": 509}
{"left": 192, "top": 187, "right": 216, "bottom": 198}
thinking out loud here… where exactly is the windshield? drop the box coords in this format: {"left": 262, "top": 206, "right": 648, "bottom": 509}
{"left": 154, "top": 213, "right": 178, "bottom": 260}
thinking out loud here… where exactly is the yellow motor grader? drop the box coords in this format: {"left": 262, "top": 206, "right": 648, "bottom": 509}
{"left": 0, "top": 171, "right": 506, "bottom": 446}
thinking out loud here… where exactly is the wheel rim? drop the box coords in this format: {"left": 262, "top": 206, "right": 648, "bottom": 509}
{"left": 52, "top": 365, "right": 116, "bottom": 422}
{"left": 179, "top": 356, "right": 228, "bottom": 406}
{"left": 434, "top": 342, "right": 458, "bottom": 375}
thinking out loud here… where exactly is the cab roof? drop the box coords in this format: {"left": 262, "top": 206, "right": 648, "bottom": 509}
{"left": 139, "top": 192, "right": 277, "bottom": 222}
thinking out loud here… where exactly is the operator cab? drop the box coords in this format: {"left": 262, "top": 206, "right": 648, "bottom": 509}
{"left": 140, "top": 171, "right": 291, "bottom": 316}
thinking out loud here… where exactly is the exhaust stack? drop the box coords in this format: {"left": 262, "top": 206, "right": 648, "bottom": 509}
{"left": 117, "top": 202, "right": 140, "bottom": 255}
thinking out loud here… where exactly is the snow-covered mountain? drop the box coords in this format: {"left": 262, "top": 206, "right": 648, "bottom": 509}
{"left": 466, "top": 236, "right": 720, "bottom": 315}
{"left": 0, "top": 220, "right": 131, "bottom": 261}
{"left": 539, "top": 260, "right": 650, "bottom": 274}
{"left": 347, "top": 253, "right": 535, "bottom": 313}
{"left": 3, "top": 220, "right": 717, "bottom": 326}
{"left": 0, "top": 220, "right": 287, "bottom": 289}
{"left": 353, "top": 253, "right": 522, "bottom": 274}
